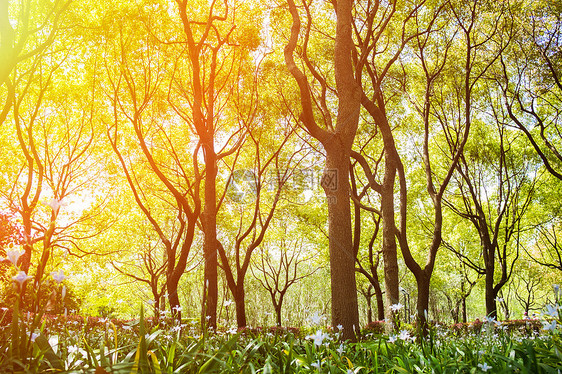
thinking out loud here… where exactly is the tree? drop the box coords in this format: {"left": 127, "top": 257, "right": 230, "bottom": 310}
{"left": 0, "top": 0, "right": 71, "bottom": 126}
{"left": 170, "top": 0, "right": 253, "bottom": 330}
{"left": 348, "top": 0, "right": 425, "bottom": 327}
{"left": 447, "top": 121, "right": 537, "bottom": 318}
{"left": 350, "top": 194, "right": 385, "bottom": 322}
{"left": 285, "top": 0, "right": 377, "bottom": 340}
{"left": 0, "top": 211, "right": 23, "bottom": 284}
{"left": 510, "top": 259, "right": 548, "bottom": 316}
{"left": 526, "top": 220, "right": 562, "bottom": 272}
{"left": 251, "top": 234, "right": 319, "bottom": 326}
{"left": 1, "top": 17, "right": 103, "bottom": 300}
{"left": 104, "top": 17, "right": 202, "bottom": 320}
{"left": 442, "top": 239, "right": 482, "bottom": 323}
{"left": 216, "top": 130, "right": 294, "bottom": 328}
{"left": 499, "top": 0, "right": 562, "bottom": 181}
{"left": 111, "top": 233, "right": 169, "bottom": 317}
{"left": 390, "top": 0, "right": 511, "bottom": 330}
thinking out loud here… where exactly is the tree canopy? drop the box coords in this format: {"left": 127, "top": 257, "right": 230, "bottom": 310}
{"left": 1, "top": 0, "right": 561, "bottom": 339}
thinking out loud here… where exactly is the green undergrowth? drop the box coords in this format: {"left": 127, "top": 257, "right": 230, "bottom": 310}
{"left": 1, "top": 305, "right": 561, "bottom": 374}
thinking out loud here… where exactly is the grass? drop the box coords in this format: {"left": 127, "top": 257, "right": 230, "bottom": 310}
{"left": 1, "top": 304, "right": 561, "bottom": 373}
{"left": 1, "top": 271, "right": 561, "bottom": 373}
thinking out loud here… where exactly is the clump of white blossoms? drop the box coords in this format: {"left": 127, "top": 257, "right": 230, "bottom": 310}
{"left": 478, "top": 362, "right": 492, "bottom": 372}
{"left": 308, "top": 311, "right": 326, "bottom": 326}
{"left": 306, "top": 330, "right": 329, "bottom": 347}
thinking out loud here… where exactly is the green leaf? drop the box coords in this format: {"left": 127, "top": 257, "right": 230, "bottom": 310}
{"left": 34, "top": 334, "right": 64, "bottom": 371}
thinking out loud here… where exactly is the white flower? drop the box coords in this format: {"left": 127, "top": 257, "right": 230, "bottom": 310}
{"left": 336, "top": 343, "right": 345, "bottom": 355}
{"left": 478, "top": 362, "right": 492, "bottom": 372}
{"left": 13, "top": 271, "right": 32, "bottom": 287}
{"left": 308, "top": 311, "right": 325, "bottom": 325}
{"left": 51, "top": 270, "right": 66, "bottom": 284}
{"left": 389, "top": 303, "right": 404, "bottom": 312}
{"left": 306, "top": 330, "right": 328, "bottom": 347}
{"left": 172, "top": 305, "right": 182, "bottom": 312}
{"left": 5, "top": 249, "right": 24, "bottom": 266}
{"left": 67, "top": 345, "right": 79, "bottom": 354}
{"left": 388, "top": 334, "right": 397, "bottom": 343}
{"left": 495, "top": 297, "right": 503, "bottom": 303}
{"left": 29, "top": 332, "right": 39, "bottom": 342}
{"left": 545, "top": 304, "right": 559, "bottom": 318}
{"left": 483, "top": 316, "right": 500, "bottom": 326}
{"left": 542, "top": 320, "right": 557, "bottom": 331}
{"left": 336, "top": 324, "right": 343, "bottom": 331}
{"left": 399, "top": 330, "right": 411, "bottom": 341}
{"left": 224, "top": 300, "right": 234, "bottom": 307}
{"left": 311, "top": 360, "right": 321, "bottom": 370}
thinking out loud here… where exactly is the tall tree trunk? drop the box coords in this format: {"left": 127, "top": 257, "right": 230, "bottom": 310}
{"left": 20, "top": 214, "right": 33, "bottom": 273}
{"left": 483, "top": 240, "right": 498, "bottom": 318}
{"left": 275, "top": 302, "right": 282, "bottom": 327}
{"left": 365, "top": 292, "right": 373, "bottom": 324}
{"left": 324, "top": 148, "right": 360, "bottom": 340}
{"left": 416, "top": 275, "right": 431, "bottom": 327}
{"left": 370, "top": 267, "right": 385, "bottom": 320}
{"left": 375, "top": 287, "right": 385, "bottom": 321}
{"left": 284, "top": 0, "right": 361, "bottom": 341}
{"left": 485, "top": 269, "right": 498, "bottom": 318}
{"left": 275, "top": 293, "right": 286, "bottom": 327}
{"left": 234, "top": 282, "right": 247, "bottom": 328}
{"left": 202, "top": 142, "right": 218, "bottom": 330}
{"left": 381, "top": 159, "right": 400, "bottom": 318}
{"left": 167, "top": 279, "right": 181, "bottom": 322}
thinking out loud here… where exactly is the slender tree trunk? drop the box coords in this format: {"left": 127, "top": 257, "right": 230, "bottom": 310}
{"left": 167, "top": 280, "right": 181, "bottom": 322}
{"left": 485, "top": 270, "right": 498, "bottom": 318}
{"left": 381, "top": 159, "right": 400, "bottom": 319}
{"left": 371, "top": 268, "right": 385, "bottom": 320}
{"left": 416, "top": 274, "right": 431, "bottom": 327}
{"left": 154, "top": 298, "right": 160, "bottom": 319}
{"left": 20, "top": 215, "right": 33, "bottom": 273}
{"left": 365, "top": 293, "right": 373, "bottom": 324}
{"left": 234, "top": 282, "right": 247, "bottom": 328}
{"left": 275, "top": 303, "right": 282, "bottom": 327}
{"left": 202, "top": 142, "right": 218, "bottom": 330}
{"left": 324, "top": 149, "right": 360, "bottom": 340}
{"left": 275, "top": 293, "right": 286, "bottom": 326}
{"left": 483, "top": 242, "right": 498, "bottom": 317}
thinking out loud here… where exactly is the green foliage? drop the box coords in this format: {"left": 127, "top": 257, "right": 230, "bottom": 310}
{"left": 1, "top": 290, "right": 561, "bottom": 373}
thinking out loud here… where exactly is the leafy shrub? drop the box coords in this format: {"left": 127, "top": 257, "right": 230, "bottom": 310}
{"left": 364, "top": 320, "right": 385, "bottom": 334}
